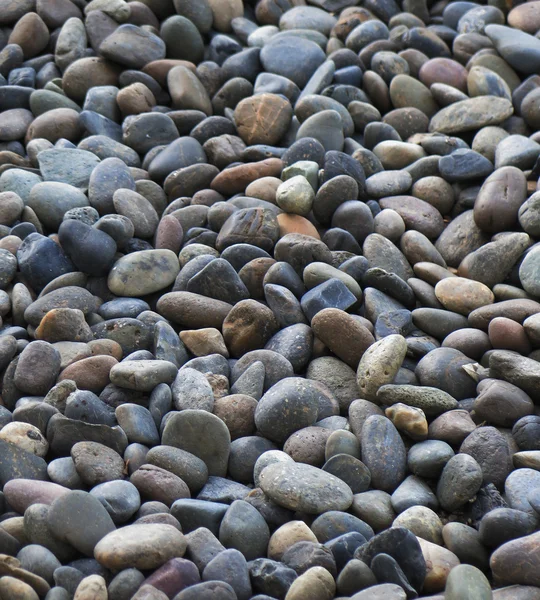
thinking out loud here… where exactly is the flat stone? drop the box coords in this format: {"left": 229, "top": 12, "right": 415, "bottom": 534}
{"left": 429, "top": 96, "right": 514, "bottom": 134}
{"left": 37, "top": 149, "right": 100, "bottom": 189}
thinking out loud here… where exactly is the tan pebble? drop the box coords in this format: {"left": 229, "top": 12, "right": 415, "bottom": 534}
{"left": 435, "top": 277, "right": 494, "bottom": 315}
{"left": 277, "top": 213, "right": 320, "bottom": 239}
{"left": 74, "top": 575, "right": 108, "bottom": 600}
{"left": 385, "top": 403, "right": 428, "bottom": 441}
{"left": 285, "top": 566, "right": 336, "bottom": 600}
{"left": 180, "top": 328, "right": 229, "bottom": 357}
{"left": 117, "top": 82, "right": 156, "bottom": 116}
{"left": 245, "top": 176, "right": 282, "bottom": 203}
{"left": 205, "top": 373, "right": 229, "bottom": 399}
{"left": 0, "top": 235, "right": 22, "bottom": 255}
{"left": 0, "top": 422, "right": 49, "bottom": 457}
{"left": 417, "top": 536, "right": 460, "bottom": 593}
{"left": 88, "top": 339, "right": 123, "bottom": 361}
{"left": 0, "top": 575, "right": 39, "bottom": 600}
{"left": 267, "top": 521, "right": 318, "bottom": 561}
{"left": 52, "top": 342, "right": 92, "bottom": 369}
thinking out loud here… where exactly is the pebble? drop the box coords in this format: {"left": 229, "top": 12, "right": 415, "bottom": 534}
{"left": 259, "top": 461, "right": 353, "bottom": 514}
{"left": 357, "top": 334, "right": 408, "bottom": 401}
{"left": 94, "top": 524, "right": 187, "bottom": 570}
{"left": 0, "top": 0, "right": 536, "bottom": 595}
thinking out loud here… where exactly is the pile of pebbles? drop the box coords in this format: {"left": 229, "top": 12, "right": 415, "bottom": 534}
{"left": 1, "top": 0, "right": 540, "bottom": 598}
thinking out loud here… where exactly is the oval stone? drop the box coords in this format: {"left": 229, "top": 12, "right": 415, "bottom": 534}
{"left": 259, "top": 462, "right": 353, "bottom": 514}
{"left": 94, "top": 524, "right": 187, "bottom": 570}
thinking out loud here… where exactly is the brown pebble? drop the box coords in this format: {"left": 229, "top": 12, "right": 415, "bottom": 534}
{"left": 63, "top": 57, "right": 122, "bottom": 103}
{"left": 179, "top": 328, "right": 229, "bottom": 357}
{"left": 130, "top": 464, "right": 190, "bottom": 507}
{"left": 283, "top": 426, "right": 331, "bottom": 467}
{"left": 222, "top": 299, "right": 278, "bottom": 358}
{"left": 245, "top": 177, "right": 281, "bottom": 203}
{"left": 58, "top": 355, "right": 118, "bottom": 393}
{"left": 8, "top": 12, "right": 49, "bottom": 59}
{"left": 428, "top": 409, "right": 476, "bottom": 446}
{"left": 35, "top": 308, "right": 93, "bottom": 343}
{"left": 88, "top": 339, "right": 123, "bottom": 361}
{"left": 234, "top": 93, "right": 293, "bottom": 146}
{"left": 418, "top": 57, "right": 468, "bottom": 92}
{"left": 143, "top": 59, "right": 196, "bottom": 87}
{"left": 213, "top": 394, "right": 258, "bottom": 440}
{"left": 26, "top": 108, "right": 82, "bottom": 144}
{"left": 154, "top": 215, "right": 184, "bottom": 254}
{"left": 488, "top": 317, "right": 532, "bottom": 354}
{"left": 311, "top": 308, "right": 374, "bottom": 369}
{"left": 211, "top": 158, "right": 283, "bottom": 196}
{"left": 117, "top": 82, "right": 156, "bottom": 116}
{"left": 276, "top": 213, "right": 320, "bottom": 239}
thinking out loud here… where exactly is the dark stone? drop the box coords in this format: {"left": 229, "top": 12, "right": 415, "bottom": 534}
{"left": 355, "top": 527, "right": 426, "bottom": 594}
{"left": 17, "top": 233, "right": 75, "bottom": 291}
{"left": 248, "top": 558, "right": 297, "bottom": 600}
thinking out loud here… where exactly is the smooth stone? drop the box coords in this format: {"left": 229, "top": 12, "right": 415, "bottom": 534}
{"left": 171, "top": 499, "right": 227, "bottom": 536}
{"left": 417, "top": 537, "right": 459, "bottom": 593}
{"left": 300, "top": 278, "right": 357, "bottom": 322}
{"left": 259, "top": 462, "right": 353, "bottom": 514}
{"left": 434, "top": 277, "right": 494, "bottom": 316}
{"left": 90, "top": 480, "right": 141, "bottom": 524}
{"left": 357, "top": 334, "right": 408, "bottom": 401}
{"left": 485, "top": 24, "right": 540, "bottom": 75}
{"left": 437, "top": 454, "right": 483, "bottom": 512}
{"left": 47, "top": 490, "right": 116, "bottom": 556}
{"left": 17, "top": 234, "right": 75, "bottom": 292}
{"left": 478, "top": 507, "right": 538, "bottom": 549}
{"left": 27, "top": 183, "right": 88, "bottom": 231}
{"left": 429, "top": 96, "right": 513, "bottom": 134}
{"left": 491, "top": 531, "right": 540, "bottom": 587}
{"left": 162, "top": 410, "right": 230, "bottom": 477}
{"left": 37, "top": 149, "right": 100, "bottom": 189}
{"left": 254, "top": 377, "right": 321, "bottom": 443}
{"left": 94, "top": 524, "right": 187, "bottom": 570}
{"left": 355, "top": 527, "right": 426, "bottom": 593}
{"left": 361, "top": 415, "right": 407, "bottom": 493}
{"left": 219, "top": 499, "right": 270, "bottom": 560}
{"left": 3, "top": 479, "right": 68, "bottom": 514}
{"left": 378, "top": 384, "right": 458, "bottom": 417}
{"left": 415, "top": 348, "right": 476, "bottom": 400}
{"left": 473, "top": 166, "right": 527, "bottom": 234}
{"left": 110, "top": 360, "right": 177, "bottom": 393}
{"left": 0, "top": 439, "right": 48, "bottom": 486}
{"left": 379, "top": 195, "right": 444, "bottom": 240}
{"left": 260, "top": 37, "right": 325, "bottom": 89}
{"left": 296, "top": 110, "right": 344, "bottom": 153}
{"left": 282, "top": 566, "right": 335, "bottom": 600}
{"left": 439, "top": 149, "right": 493, "bottom": 183}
